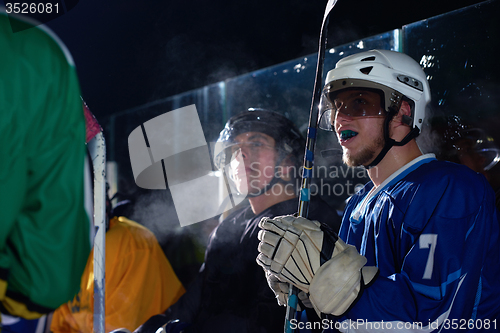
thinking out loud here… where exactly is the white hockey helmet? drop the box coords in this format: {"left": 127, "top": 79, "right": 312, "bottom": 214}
{"left": 319, "top": 49, "right": 431, "bottom": 133}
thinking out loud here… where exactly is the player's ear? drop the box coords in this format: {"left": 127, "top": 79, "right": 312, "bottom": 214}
{"left": 392, "top": 100, "right": 413, "bottom": 129}
{"left": 399, "top": 100, "right": 412, "bottom": 118}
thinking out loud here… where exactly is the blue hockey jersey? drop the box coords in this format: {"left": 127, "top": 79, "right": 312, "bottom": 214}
{"left": 336, "top": 154, "right": 500, "bottom": 332}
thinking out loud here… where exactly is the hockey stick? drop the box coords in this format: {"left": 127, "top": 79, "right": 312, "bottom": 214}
{"left": 88, "top": 130, "right": 107, "bottom": 333}
{"left": 285, "top": 0, "right": 338, "bottom": 332}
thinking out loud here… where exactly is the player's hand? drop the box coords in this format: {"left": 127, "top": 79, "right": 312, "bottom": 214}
{"left": 265, "top": 270, "right": 313, "bottom": 311}
{"left": 257, "top": 214, "right": 378, "bottom": 316}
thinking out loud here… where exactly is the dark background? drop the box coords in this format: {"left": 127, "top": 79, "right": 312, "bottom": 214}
{"left": 4, "top": 0, "right": 497, "bottom": 287}
{"left": 2, "top": 0, "right": 485, "bottom": 122}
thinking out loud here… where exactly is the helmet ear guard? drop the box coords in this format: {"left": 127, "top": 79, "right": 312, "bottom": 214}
{"left": 402, "top": 114, "right": 413, "bottom": 126}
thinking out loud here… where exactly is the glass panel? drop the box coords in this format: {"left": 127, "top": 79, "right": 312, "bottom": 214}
{"left": 404, "top": 0, "right": 500, "bottom": 200}
{"left": 105, "top": 30, "right": 399, "bottom": 212}
{"left": 224, "top": 30, "right": 400, "bottom": 123}
{"left": 105, "top": 82, "right": 225, "bottom": 183}
{"left": 101, "top": 1, "right": 500, "bottom": 288}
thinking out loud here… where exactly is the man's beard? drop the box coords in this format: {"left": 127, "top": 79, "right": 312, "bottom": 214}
{"left": 342, "top": 135, "right": 385, "bottom": 167}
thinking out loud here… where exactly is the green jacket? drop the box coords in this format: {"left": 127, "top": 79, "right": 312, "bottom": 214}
{"left": 0, "top": 11, "right": 90, "bottom": 317}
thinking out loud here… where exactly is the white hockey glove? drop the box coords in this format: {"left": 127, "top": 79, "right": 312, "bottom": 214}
{"left": 257, "top": 215, "right": 378, "bottom": 316}
{"left": 265, "top": 270, "right": 313, "bottom": 311}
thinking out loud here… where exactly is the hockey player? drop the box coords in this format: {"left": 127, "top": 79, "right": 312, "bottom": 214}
{"left": 0, "top": 10, "right": 90, "bottom": 320}
{"left": 134, "top": 109, "right": 341, "bottom": 333}
{"left": 50, "top": 198, "right": 186, "bottom": 333}
{"left": 257, "top": 50, "right": 500, "bottom": 331}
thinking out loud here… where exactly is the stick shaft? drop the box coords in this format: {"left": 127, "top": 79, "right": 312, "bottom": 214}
{"left": 284, "top": 1, "right": 338, "bottom": 332}
{"left": 88, "top": 132, "right": 107, "bottom": 333}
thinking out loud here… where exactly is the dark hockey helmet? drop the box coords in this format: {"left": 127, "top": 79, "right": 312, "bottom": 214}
{"left": 213, "top": 108, "right": 305, "bottom": 170}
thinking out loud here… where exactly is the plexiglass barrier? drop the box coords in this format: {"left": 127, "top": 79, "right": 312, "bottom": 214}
{"left": 404, "top": 0, "right": 500, "bottom": 190}
{"left": 105, "top": 30, "right": 400, "bottom": 217}
{"left": 102, "top": 0, "right": 499, "bottom": 284}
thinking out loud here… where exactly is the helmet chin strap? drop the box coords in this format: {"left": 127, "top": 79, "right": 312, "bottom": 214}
{"left": 366, "top": 110, "right": 420, "bottom": 169}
